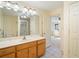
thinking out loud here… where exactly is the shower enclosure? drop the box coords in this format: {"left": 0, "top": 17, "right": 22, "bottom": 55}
{"left": 51, "top": 16, "right": 61, "bottom": 39}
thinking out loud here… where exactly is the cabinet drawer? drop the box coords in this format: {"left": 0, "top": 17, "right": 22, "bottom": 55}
{"left": 37, "top": 39, "right": 45, "bottom": 44}
{"left": 0, "top": 46, "right": 15, "bottom": 57}
{"left": 1, "top": 53, "right": 15, "bottom": 58}
{"left": 16, "top": 41, "right": 36, "bottom": 50}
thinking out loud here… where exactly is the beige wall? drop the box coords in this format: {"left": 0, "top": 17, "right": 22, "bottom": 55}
{"left": 0, "top": 11, "right": 18, "bottom": 38}
{"left": 49, "top": 6, "right": 64, "bottom": 36}
{"left": 37, "top": 10, "right": 51, "bottom": 36}
{"left": 30, "top": 10, "right": 51, "bottom": 36}
{"left": 0, "top": 9, "right": 4, "bottom": 38}
{"left": 0, "top": 9, "right": 18, "bottom": 37}
{"left": 3, "top": 15, "right": 18, "bottom": 37}
{"left": 0, "top": 9, "right": 3, "bottom": 29}
{"left": 63, "top": 2, "right": 70, "bottom": 57}
{"left": 35, "top": 6, "right": 64, "bottom": 40}
{"left": 30, "top": 15, "right": 39, "bottom": 35}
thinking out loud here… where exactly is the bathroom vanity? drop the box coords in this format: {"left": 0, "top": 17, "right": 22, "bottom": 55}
{"left": 0, "top": 5, "right": 44, "bottom": 58}
{"left": 0, "top": 36, "right": 46, "bottom": 58}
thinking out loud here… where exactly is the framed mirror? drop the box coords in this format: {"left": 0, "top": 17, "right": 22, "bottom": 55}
{"left": 0, "top": 1, "right": 39, "bottom": 39}
{"left": 0, "top": 8, "right": 18, "bottom": 38}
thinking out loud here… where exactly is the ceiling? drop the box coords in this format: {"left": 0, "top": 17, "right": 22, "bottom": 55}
{"left": 0, "top": 1, "right": 64, "bottom": 16}
{"left": 17, "top": 1, "right": 64, "bottom": 11}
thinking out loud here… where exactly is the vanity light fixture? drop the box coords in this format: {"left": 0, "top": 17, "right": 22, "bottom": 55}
{"left": 22, "top": 7, "right": 28, "bottom": 13}
{"left": 0, "top": 1, "right": 37, "bottom": 17}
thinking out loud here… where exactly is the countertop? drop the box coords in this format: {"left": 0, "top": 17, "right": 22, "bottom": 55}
{"left": 0, "top": 35, "right": 45, "bottom": 49}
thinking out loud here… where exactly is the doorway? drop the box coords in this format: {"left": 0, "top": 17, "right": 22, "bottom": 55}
{"left": 18, "top": 17, "right": 30, "bottom": 36}
{"left": 42, "top": 16, "right": 62, "bottom": 58}
{"left": 51, "top": 16, "right": 60, "bottom": 39}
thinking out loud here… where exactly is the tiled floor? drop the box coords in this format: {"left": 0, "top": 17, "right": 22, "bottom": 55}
{"left": 41, "top": 37, "right": 63, "bottom": 58}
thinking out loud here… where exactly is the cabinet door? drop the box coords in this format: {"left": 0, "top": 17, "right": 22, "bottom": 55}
{"left": 0, "top": 46, "right": 15, "bottom": 57}
{"left": 37, "top": 44, "right": 45, "bottom": 57}
{"left": 29, "top": 46, "right": 37, "bottom": 58}
{"left": 17, "top": 49, "right": 28, "bottom": 58}
{"left": 1, "top": 53, "right": 15, "bottom": 58}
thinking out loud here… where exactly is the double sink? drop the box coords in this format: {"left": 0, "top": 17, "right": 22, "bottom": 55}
{"left": 0, "top": 35, "right": 44, "bottom": 49}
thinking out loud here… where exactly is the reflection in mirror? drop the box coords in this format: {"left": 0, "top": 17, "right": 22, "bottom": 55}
{"left": 0, "top": 8, "right": 31, "bottom": 38}
{"left": 19, "top": 17, "right": 30, "bottom": 36}
{"left": 0, "top": 8, "right": 18, "bottom": 38}
{"left": 0, "top": 1, "right": 38, "bottom": 38}
{"left": 0, "top": 8, "right": 39, "bottom": 38}
{"left": 0, "top": 9, "right": 4, "bottom": 38}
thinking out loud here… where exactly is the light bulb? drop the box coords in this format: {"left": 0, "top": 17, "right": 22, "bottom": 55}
{"left": 0, "top": 1, "right": 2, "bottom": 4}
{"left": 29, "top": 9, "right": 33, "bottom": 13}
{"left": 22, "top": 8, "right": 28, "bottom": 13}
{"left": 0, "top": 6, "right": 3, "bottom": 8}
{"left": 23, "top": 16, "right": 26, "bottom": 18}
{"left": 6, "top": 2, "right": 11, "bottom": 6}
{"left": 13, "top": 5, "right": 19, "bottom": 12}
{"left": 0, "top": 1, "right": 3, "bottom": 8}
{"left": 14, "top": 4, "right": 19, "bottom": 10}
{"left": 24, "top": 8, "right": 28, "bottom": 12}
{"left": 14, "top": 8, "right": 18, "bottom": 11}
{"left": 21, "top": 16, "right": 26, "bottom": 18}
{"left": 32, "top": 11, "right": 36, "bottom": 14}
{"left": 21, "top": 16, "right": 23, "bottom": 18}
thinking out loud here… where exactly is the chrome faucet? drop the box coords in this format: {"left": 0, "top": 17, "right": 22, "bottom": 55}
{"left": 23, "top": 36, "right": 26, "bottom": 40}
{"left": 0, "top": 29, "right": 4, "bottom": 37}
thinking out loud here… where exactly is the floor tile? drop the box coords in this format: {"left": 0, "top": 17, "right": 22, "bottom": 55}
{"left": 41, "top": 37, "right": 62, "bottom": 58}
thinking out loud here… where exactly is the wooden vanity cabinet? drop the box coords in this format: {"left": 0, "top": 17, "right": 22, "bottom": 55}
{"left": 0, "top": 46, "right": 15, "bottom": 58}
{"left": 0, "top": 39, "right": 46, "bottom": 58}
{"left": 37, "top": 39, "right": 46, "bottom": 57}
{"left": 16, "top": 41, "right": 37, "bottom": 58}
{"left": 16, "top": 43, "right": 29, "bottom": 58}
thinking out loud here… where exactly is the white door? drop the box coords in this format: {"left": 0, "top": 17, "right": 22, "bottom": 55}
{"left": 69, "top": 2, "right": 79, "bottom": 57}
